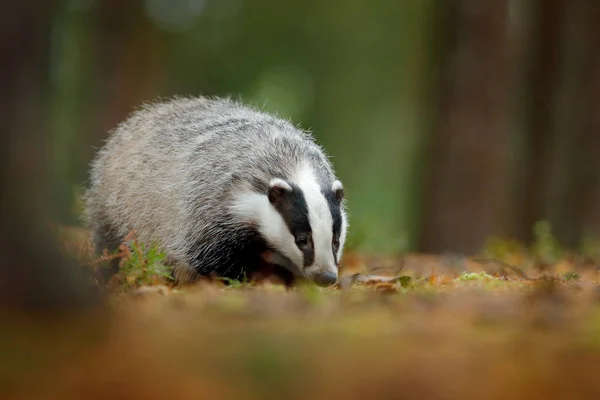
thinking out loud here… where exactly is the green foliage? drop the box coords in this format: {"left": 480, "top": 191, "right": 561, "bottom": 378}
{"left": 396, "top": 275, "right": 413, "bottom": 288}
{"left": 562, "top": 271, "right": 580, "bottom": 282}
{"left": 118, "top": 238, "right": 172, "bottom": 288}
{"left": 216, "top": 277, "right": 247, "bottom": 289}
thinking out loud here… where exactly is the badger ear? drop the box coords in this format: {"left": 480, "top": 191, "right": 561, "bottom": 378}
{"left": 268, "top": 178, "right": 292, "bottom": 205}
{"left": 332, "top": 180, "right": 344, "bottom": 202}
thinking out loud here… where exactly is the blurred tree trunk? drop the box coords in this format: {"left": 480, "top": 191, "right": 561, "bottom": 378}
{"left": 0, "top": 1, "right": 99, "bottom": 315}
{"left": 418, "top": 0, "right": 516, "bottom": 254}
{"left": 549, "top": 1, "right": 600, "bottom": 247}
{"left": 92, "top": 0, "right": 166, "bottom": 149}
{"left": 515, "top": 0, "right": 568, "bottom": 243}
{"left": 46, "top": 0, "right": 166, "bottom": 225}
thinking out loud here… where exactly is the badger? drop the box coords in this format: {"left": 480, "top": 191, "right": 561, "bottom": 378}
{"left": 84, "top": 96, "right": 348, "bottom": 287}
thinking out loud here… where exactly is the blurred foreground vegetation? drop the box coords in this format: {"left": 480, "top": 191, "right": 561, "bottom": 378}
{"left": 5, "top": 227, "right": 600, "bottom": 399}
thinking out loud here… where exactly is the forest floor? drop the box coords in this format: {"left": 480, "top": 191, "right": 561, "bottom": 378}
{"left": 5, "top": 226, "right": 600, "bottom": 399}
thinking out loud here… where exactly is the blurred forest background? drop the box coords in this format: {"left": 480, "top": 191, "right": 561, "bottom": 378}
{"left": 4, "top": 0, "right": 600, "bottom": 261}
{"left": 6, "top": 2, "right": 600, "bottom": 396}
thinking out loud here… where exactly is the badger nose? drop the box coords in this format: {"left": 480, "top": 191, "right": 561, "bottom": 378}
{"left": 313, "top": 271, "right": 337, "bottom": 287}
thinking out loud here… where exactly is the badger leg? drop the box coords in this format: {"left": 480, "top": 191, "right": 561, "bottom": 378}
{"left": 171, "top": 262, "right": 200, "bottom": 286}
{"left": 257, "top": 250, "right": 297, "bottom": 287}
{"left": 186, "top": 227, "right": 300, "bottom": 287}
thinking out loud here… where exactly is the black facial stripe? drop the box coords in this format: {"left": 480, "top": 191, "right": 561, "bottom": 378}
{"left": 322, "top": 187, "right": 343, "bottom": 265}
{"left": 270, "top": 183, "right": 314, "bottom": 267}
{"left": 304, "top": 234, "right": 315, "bottom": 267}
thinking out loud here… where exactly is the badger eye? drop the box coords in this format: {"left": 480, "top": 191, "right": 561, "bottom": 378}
{"left": 296, "top": 236, "right": 309, "bottom": 247}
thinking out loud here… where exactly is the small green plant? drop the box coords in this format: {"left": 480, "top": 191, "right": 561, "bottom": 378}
{"left": 562, "top": 271, "right": 580, "bottom": 282}
{"left": 395, "top": 275, "right": 413, "bottom": 288}
{"left": 216, "top": 277, "right": 247, "bottom": 289}
{"left": 116, "top": 234, "right": 172, "bottom": 288}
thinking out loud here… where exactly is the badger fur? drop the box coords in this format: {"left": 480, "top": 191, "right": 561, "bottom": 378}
{"left": 84, "top": 96, "right": 348, "bottom": 287}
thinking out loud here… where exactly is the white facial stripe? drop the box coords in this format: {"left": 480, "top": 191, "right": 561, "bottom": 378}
{"left": 229, "top": 190, "right": 303, "bottom": 271}
{"left": 294, "top": 165, "right": 337, "bottom": 274}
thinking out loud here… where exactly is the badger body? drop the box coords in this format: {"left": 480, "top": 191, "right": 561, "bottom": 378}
{"left": 85, "top": 96, "right": 348, "bottom": 286}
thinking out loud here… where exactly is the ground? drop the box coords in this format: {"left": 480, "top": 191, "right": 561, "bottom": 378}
{"left": 4, "top": 226, "right": 600, "bottom": 399}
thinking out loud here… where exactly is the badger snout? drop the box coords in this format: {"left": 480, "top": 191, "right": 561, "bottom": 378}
{"left": 312, "top": 270, "right": 337, "bottom": 287}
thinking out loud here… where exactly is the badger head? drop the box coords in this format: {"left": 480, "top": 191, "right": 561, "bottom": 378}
{"left": 232, "top": 166, "right": 347, "bottom": 287}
